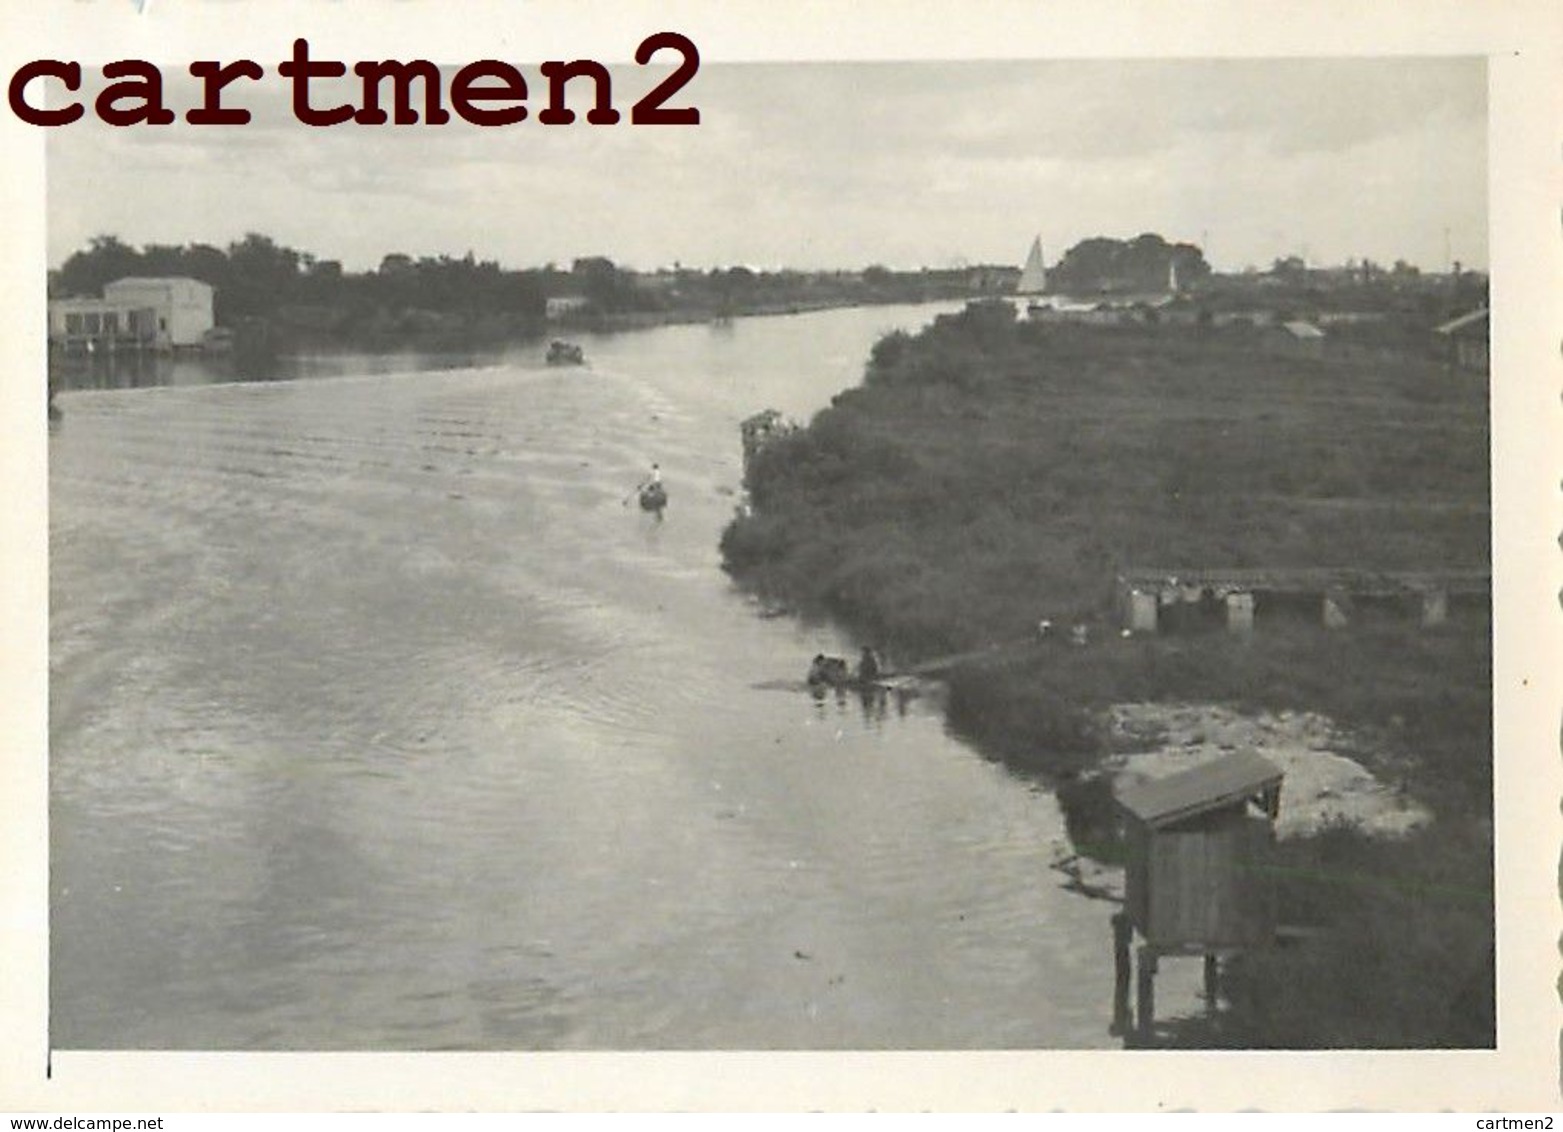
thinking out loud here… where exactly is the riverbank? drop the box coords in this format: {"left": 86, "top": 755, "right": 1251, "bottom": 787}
{"left": 721, "top": 300, "right": 1493, "bottom": 1047}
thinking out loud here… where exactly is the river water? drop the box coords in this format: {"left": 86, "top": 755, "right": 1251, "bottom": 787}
{"left": 49, "top": 303, "right": 1200, "bottom": 1050}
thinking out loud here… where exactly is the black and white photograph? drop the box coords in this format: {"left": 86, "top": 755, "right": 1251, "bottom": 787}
{"left": 3, "top": 0, "right": 1559, "bottom": 1114}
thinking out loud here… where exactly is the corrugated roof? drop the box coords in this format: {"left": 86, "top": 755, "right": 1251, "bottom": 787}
{"left": 1433, "top": 307, "right": 1488, "bottom": 337}
{"left": 1117, "top": 750, "right": 1283, "bottom": 827}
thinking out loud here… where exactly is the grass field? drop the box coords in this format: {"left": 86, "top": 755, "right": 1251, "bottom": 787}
{"left": 721, "top": 300, "right": 1493, "bottom": 1047}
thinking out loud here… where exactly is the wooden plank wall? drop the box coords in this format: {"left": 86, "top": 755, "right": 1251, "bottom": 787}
{"left": 1146, "top": 818, "right": 1273, "bottom": 948}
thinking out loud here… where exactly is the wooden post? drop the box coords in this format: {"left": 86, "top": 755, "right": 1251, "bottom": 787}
{"left": 1225, "top": 592, "right": 1254, "bottom": 633}
{"left": 1322, "top": 589, "right": 1350, "bottom": 629}
{"left": 1203, "top": 953, "right": 1220, "bottom": 1009}
{"left": 1135, "top": 946, "right": 1158, "bottom": 1042}
{"left": 1110, "top": 913, "right": 1133, "bottom": 1036}
{"left": 1126, "top": 589, "right": 1159, "bottom": 634}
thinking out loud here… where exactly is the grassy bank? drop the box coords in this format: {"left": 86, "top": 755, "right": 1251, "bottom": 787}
{"left": 721, "top": 301, "right": 1492, "bottom": 1047}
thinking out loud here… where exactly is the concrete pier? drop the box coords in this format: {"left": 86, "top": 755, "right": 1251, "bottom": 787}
{"left": 1225, "top": 592, "right": 1255, "bottom": 633}
{"left": 1114, "top": 567, "right": 1487, "bottom": 636}
{"left": 1322, "top": 590, "right": 1350, "bottom": 629}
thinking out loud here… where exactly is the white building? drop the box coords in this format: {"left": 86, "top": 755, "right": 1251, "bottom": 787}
{"left": 50, "top": 276, "right": 215, "bottom": 351}
{"left": 545, "top": 294, "right": 591, "bottom": 320}
{"left": 102, "top": 277, "right": 215, "bottom": 347}
{"left": 48, "top": 295, "right": 158, "bottom": 352}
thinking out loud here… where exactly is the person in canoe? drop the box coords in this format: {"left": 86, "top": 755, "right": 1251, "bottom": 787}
{"left": 631, "top": 463, "right": 667, "bottom": 520}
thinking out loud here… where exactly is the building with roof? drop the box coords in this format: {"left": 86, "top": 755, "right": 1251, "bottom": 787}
{"left": 103, "top": 277, "right": 214, "bottom": 347}
{"left": 1110, "top": 750, "right": 1286, "bottom": 1041}
{"left": 49, "top": 276, "right": 214, "bottom": 352}
{"left": 47, "top": 295, "right": 158, "bottom": 354}
{"left": 1433, "top": 307, "right": 1488, "bottom": 372}
{"left": 1276, "top": 319, "right": 1326, "bottom": 357}
{"left": 1118, "top": 750, "right": 1283, "bottom": 951}
{"left": 544, "top": 294, "right": 591, "bottom": 320}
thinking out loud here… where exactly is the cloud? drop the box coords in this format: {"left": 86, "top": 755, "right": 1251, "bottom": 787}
{"left": 46, "top": 57, "right": 1485, "bottom": 272}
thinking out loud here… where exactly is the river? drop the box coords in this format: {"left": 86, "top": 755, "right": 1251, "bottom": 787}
{"left": 49, "top": 303, "right": 1201, "bottom": 1050}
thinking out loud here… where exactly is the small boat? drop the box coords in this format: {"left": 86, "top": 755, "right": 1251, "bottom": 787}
{"left": 806, "top": 655, "right": 851, "bottom": 688}
{"left": 638, "top": 482, "right": 667, "bottom": 516}
{"left": 546, "top": 339, "right": 585, "bottom": 365}
{"left": 805, "top": 651, "right": 917, "bottom": 697}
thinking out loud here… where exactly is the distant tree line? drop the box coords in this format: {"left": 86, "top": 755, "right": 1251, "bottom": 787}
{"left": 1048, "top": 232, "right": 1212, "bottom": 294}
{"left": 49, "top": 233, "right": 1015, "bottom": 349}
{"left": 50, "top": 233, "right": 550, "bottom": 348}
{"left": 1041, "top": 232, "right": 1486, "bottom": 327}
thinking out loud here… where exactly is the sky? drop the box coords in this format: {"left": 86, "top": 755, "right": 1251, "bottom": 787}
{"left": 45, "top": 56, "right": 1487, "bottom": 275}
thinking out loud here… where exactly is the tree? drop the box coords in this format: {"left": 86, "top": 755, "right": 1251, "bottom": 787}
{"left": 140, "top": 243, "right": 185, "bottom": 276}
{"left": 572, "top": 256, "right": 631, "bottom": 312}
{"left": 1050, "top": 234, "right": 1211, "bottom": 293}
{"left": 222, "top": 233, "right": 303, "bottom": 319}
{"left": 56, "top": 234, "right": 142, "bottom": 297}
{"left": 1271, "top": 255, "right": 1307, "bottom": 279}
{"left": 181, "top": 243, "right": 230, "bottom": 288}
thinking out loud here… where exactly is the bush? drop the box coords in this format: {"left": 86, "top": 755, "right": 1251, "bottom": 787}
{"left": 1219, "top": 820, "right": 1493, "bottom": 1047}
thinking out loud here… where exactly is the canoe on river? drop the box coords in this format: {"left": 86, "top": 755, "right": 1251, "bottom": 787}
{"left": 638, "top": 483, "right": 667, "bottom": 514}
{"left": 546, "top": 340, "right": 586, "bottom": 365}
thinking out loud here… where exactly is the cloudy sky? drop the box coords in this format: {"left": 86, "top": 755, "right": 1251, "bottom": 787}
{"left": 45, "top": 56, "right": 1486, "bottom": 275}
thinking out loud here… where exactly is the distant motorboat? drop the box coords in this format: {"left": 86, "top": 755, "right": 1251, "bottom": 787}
{"left": 546, "top": 339, "right": 585, "bottom": 365}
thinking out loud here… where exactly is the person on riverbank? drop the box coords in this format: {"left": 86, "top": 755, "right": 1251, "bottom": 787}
{"left": 857, "top": 645, "right": 881, "bottom": 685}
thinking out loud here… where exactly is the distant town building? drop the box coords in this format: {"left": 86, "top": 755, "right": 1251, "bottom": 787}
{"left": 48, "top": 276, "right": 214, "bottom": 352}
{"left": 1433, "top": 307, "right": 1489, "bottom": 372}
{"left": 968, "top": 265, "right": 1019, "bottom": 293}
{"left": 1158, "top": 298, "right": 1203, "bottom": 327}
{"left": 545, "top": 295, "right": 591, "bottom": 320}
{"left": 48, "top": 295, "right": 156, "bottom": 353}
{"left": 637, "top": 272, "right": 682, "bottom": 296}
{"left": 104, "top": 277, "right": 215, "bottom": 346}
{"left": 1313, "top": 311, "right": 1388, "bottom": 327}
{"left": 1211, "top": 309, "right": 1277, "bottom": 329}
{"left": 1276, "top": 319, "right": 1326, "bottom": 357}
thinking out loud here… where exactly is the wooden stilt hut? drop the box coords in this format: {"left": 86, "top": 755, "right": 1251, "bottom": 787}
{"left": 1110, "top": 750, "right": 1284, "bottom": 1041}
